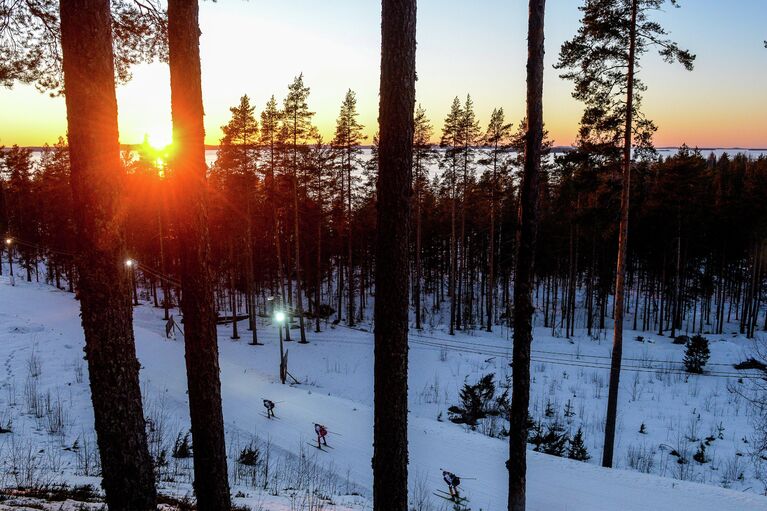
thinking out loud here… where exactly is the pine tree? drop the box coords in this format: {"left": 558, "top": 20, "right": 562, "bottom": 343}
{"left": 540, "top": 421, "right": 568, "bottom": 457}
{"left": 216, "top": 95, "right": 259, "bottom": 343}
{"left": 332, "top": 89, "right": 365, "bottom": 326}
{"left": 35, "top": 138, "right": 75, "bottom": 289}
{"left": 456, "top": 95, "right": 482, "bottom": 328}
{"left": 282, "top": 74, "right": 316, "bottom": 343}
{"left": 167, "top": 1, "right": 231, "bottom": 508}
{"left": 59, "top": 2, "right": 157, "bottom": 509}
{"left": 684, "top": 334, "right": 710, "bottom": 373}
{"left": 260, "top": 95, "right": 290, "bottom": 340}
{"left": 2, "top": 1, "right": 166, "bottom": 93}
{"left": 568, "top": 427, "right": 591, "bottom": 461}
{"left": 307, "top": 136, "right": 335, "bottom": 333}
{"left": 483, "top": 108, "right": 512, "bottom": 332}
{"left": 373, "top": 1, "right": 416, "bottom": 509}
{"left": 556, "top": 0, "right": 695, "bottom": 469}
{"left": 412, "top": 105, "right": 435, "bottom": 331}
{"left": 0, "top": 146, "right": 36, "bottom": 280}
{"left": 448, "top": 373, "right": 499, "bottom": 429}
{"left": 441, "top": 97, "right": 463, "bottom": 336}
{"left": 509, "top": 2, "right": 546, "bottom": 510}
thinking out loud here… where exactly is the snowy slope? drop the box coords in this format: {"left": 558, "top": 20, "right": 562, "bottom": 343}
{"left": 1, "top": 273, "right": 766, "bottom": 510}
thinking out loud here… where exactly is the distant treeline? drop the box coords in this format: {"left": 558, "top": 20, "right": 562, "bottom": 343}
{"left": 1, "top": 98, "right": 766, "bottom": 341}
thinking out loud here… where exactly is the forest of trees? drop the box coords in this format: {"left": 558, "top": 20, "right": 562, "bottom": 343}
{"left": 3, "top": 109, "right": 765, "bottom": 347}
{"left": 1, "top": 1, "right": 766, "bottom": 510}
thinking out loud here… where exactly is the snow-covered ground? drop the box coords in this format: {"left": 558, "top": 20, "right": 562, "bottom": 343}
{"left": 1, "top": 269, "right": 766, "bottom": 510}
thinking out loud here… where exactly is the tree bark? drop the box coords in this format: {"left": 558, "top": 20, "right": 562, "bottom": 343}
{"left": 373, "top": 1, "right": 416, "bottom": 509}
{"left": 59, "top": 2, "right": 156, "bottom": 509}
{"left": 167, "top": 1, "right": 232, "bottom": 508}
{"left": 602, "top": 0, "right": 638, "bottom": 469}
{"left": 508, "top": 2, "right": 545, "bottom": 510}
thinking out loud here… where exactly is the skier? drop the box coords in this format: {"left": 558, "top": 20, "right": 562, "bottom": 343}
{"left": 314, "top": 423, "right": 328, "bottom": 447}
{"left": 263, "top": 399, "right": 276, "bottom": 418}
{"left": 165, "top": 314, "right": 176, "bottom": 339}
{"left": 442, "top": 470, "right": 461, "bottom": 500}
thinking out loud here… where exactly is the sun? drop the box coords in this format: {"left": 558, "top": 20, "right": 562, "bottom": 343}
{"left": 146, "top": 127, "right": 173, "bottom": 151}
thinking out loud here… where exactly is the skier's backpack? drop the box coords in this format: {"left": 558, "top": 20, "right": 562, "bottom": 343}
{"left": 452, "top": 475, "right": 461, "bottom": 487}
{"left": 319, "top": 426, "right": 328, "bottom": 436}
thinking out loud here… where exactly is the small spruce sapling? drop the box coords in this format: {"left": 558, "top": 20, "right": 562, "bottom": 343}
{"left": 541, "top": 421, "right": 569, "bottom": 457}
{"left": 528, "top": 420, "right": 545, "bottom": 451}
{"left": 568, "top": 427, "right": 591, "bottom": 461}
{"left": 544, "top": 399, "right": 555, "bottom": 418}
{"left": 238, "top": 444, "right": 259, "bottom": 466}
{"left": 684, "top": 335, "right": 710, "bottom": 374}
{"left": 172, "top": 432, "right": 192, "bottom": 459}
{"left": 693, "top": 443, "right": 707, "bottom": 464}
{"left": 448, "top": 373, "right": 501, "bottom": 429}
{"left": 564, "top": 399, "right": 575, "bottom": 418}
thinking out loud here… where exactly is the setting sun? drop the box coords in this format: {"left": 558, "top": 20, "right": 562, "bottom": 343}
{"left": 146, "top": 128, "right": 173, "bottom": 151}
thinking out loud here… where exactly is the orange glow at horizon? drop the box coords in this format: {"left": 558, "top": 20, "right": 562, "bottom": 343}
{"left": 0, "top": 1, "right": 765, "bottom": 150}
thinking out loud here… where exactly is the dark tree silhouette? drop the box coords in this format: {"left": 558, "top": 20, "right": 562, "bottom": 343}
{"left": 373, "top": 0, "right": 417, "bottom": 510}
{"left": 508, "top": 1, "right": 545, "bottom": 510}
{"left": 167, "top": 0, "right": 231, "bottom": 509}
{"left": 58, "top": 1, "right": 156, "bottom": 509}
{"left": 1, "top": 0, "right": 166, "bottom": 92}
{"left": 484, "top": 108, "right": 512, "bottom": 332}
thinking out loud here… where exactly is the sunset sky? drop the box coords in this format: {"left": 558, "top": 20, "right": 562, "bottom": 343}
{"left": 1, "top": 0, "right": 766, "bottom": 148}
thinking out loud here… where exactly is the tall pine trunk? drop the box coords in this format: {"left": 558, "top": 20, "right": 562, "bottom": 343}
{"left": 246, "top": 192, "right": 259, "bottom": 344}
{"left": 508, "top": 1, "right": 545, "bottom": 510}
{"left": 373, "top": 0, "right": 416, "bottom": 509}
{"left": 59, "top": 2, "right": 156, "bottom": 509}
{"left": 449, "top": 157, "right": 457, "bottom": 335}
{"left": 316, "top": 180, "right": 324, "bottom": 333}
{"left": 293, "top": 172, "right": 308, "bottom": 343}
{"left": 167, "top": 1, "right": 232, "bottom": 508}
{"left": 415, "top": 153, "right": 423, "bottom": 330}
{"left": 487, "top": 145, "right": 497, "bottom": 332}
{"left": 602, "top": 0, "right": 638, "bottom": 469}
{"left": 347, "top": 158, "right": 355, "bottom": 326}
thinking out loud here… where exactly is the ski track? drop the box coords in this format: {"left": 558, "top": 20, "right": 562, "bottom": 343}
{"left": 1, "top": 277, "right": 767, "bottom": 510}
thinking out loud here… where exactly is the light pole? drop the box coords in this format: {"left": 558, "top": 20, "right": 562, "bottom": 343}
{"left": 125, "top": 259, "right": 139, "bottom": 306}
{"left": 275, "top": 309, "right": 287, "bottom": 384}
{"left": 5, "top": 238, "right": 14, "bottom": 286}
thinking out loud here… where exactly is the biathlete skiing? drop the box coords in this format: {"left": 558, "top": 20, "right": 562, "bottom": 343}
{"left": 263, "top": 399, "right": 276, "bottom": 418}
{"left": 442, "top": 470, "right": 462, "bottom": 500}
{"left": 314, "top": 423, "right": 328, "bottom": 448}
